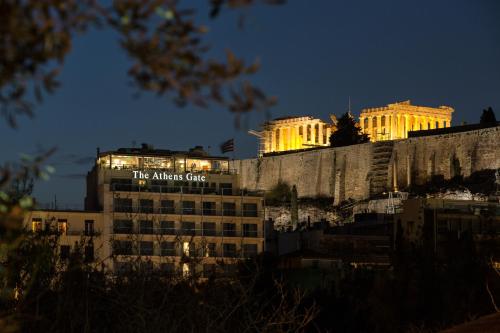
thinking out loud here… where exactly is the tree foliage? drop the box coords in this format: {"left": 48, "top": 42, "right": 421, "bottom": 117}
{"left": 480, "top": 107, "right": 497, "bottom": 124}
{"left": 264, "top": 181, "right": 291, "bottom": 206}
{"left": 329, "top": 112, "right": 369, "bottom": 147}
{"left": 0, "top": 0, "right": 284, "bottom": 127}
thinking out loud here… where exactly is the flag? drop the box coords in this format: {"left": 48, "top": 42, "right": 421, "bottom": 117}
{"left": 220, "top": 138, "right": 234, "bottom": 154}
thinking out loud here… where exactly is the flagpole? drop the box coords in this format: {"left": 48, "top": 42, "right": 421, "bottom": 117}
{"left": 232, "top": 138, "right": 235, "bottom": 161}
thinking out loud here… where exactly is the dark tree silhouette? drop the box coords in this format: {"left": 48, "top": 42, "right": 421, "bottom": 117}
{"left": 0, "top": 0, "right": 283, "bottom": 127}
{"left": 480, "top": 107, "right": 497, "bottom": 124}
{"left": 329, "top": 112, "right": 369, "bottom": 147}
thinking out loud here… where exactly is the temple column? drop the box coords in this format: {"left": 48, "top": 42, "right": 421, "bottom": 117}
{"left": 313, "top": 123, "right": 316, "bottom": 142}
{"left": 278, "top": 127, "right": 285, "bottom": 151}
{"left": 293, "top": 126, "right": 297, "bottom": 148}
{"left": 438, "top": 118, "right": 444, "bottom": 128}
{"left": 396, "top": 114, "right": 401, "bottom": 139}
{"left": 375, "top": 115, "right": 381, "bottom": 141}
{"left": 359, "top": 117, "right": 365, "bottom": 134}
{"left": 430, "top": 117, "right": 436, "bottom": 129}
{"left": 271, "top": 129, "right": 276, "bottom": 152}
{"left": 287, "top": 126, "right": 292, "bottom": 150}
{"left": 404, "top": 114, "right": 410, "bottom": 138}
{"left": 446, "top": 118, "right": 451, "bottom": 127}
{"left": 387, "top": 115, "right": 392, "bottom": 139}
{"left": 368, "top": 116, "right": 373, "bottom": 141}
{"left": 326, "top": 127, "right": 331, "bottom": 145}
{"left": 318, "top": 123, "right": 323, "bottom": 145}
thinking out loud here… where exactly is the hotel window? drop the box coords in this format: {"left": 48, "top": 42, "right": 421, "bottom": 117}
{"left": 202, "top": 202, "right": 216, "bottom": 215}
{"left": 307, "top": 125, "right": 311, "bottom": 141}
{"left": 113, "top": 198, "right": 132, "bottom": 212}
{"left": 60, "top": 245, "right": 70, "bottom": 260}
{"left": 140, "top": 241, "right": 154, "bottom": 255}
{"left": 110, "top": 155, "right": 138, "bottom": 170}
{"left": 222, "top": 264, "right": 237, "bottom": 276}
{"left": 57, "top": 219, "right": 68, "bottom": 235}
{"left": 181, "top": 222, "right": 196, "bottom": 235}
{"left": 114, "top": 262, "right": 133, "bottom": 274}
{"left": 222, "top": 202, "right": 236, "bottom": 216}
{"left": 84, "top": 245, "right": 94, "bottom": 262}
{"left": 32, "top": 218, "right": 43, "bottom": 232}
{"left": 113, "top": 219, "right": 133, "bottom": 234}
{"left": 140, "top": 261, "right": 154, "bottom": 272}
{"left": 222, "top": 243, "right": 237, "bottom": 258}
{"left": 188, "top": 243, "right": 197, "bottom": 257}
{"left": 139, "top": 199, "right": 154, "bottom": 213}
{"left": 174, "top": 157, "right": 186, "bottom": 172}
{"left": 223, "top": 223, "right": 236, "bottom": 237}
{"left": 84, "top": 220, "right": 94, "bottom": 236}
{"left": 203, "top": 243, "right": 216, "bottom": 257}
{"left": 202, "top": 222, "right": 216, "bottom": 236}
{"left": 182, "top": 242, "right": 191, "bottom": 256}
{"left": 242, "top": 203, "right": 258, "bottom": 217}
{"left": 182, "top": 201, "right": 195, "bottom": 215}
{"left": 160, "top": 200, "right": 175, "bottom": 214}
{"left": 113, "top": 240, "right": 133, "bottom": 255}
{"left": 203, "top": 264, "right": 216, "bottom": 277}
{"left": 242, "top": 244, "right": 258, "bottom": 258}
{"left": 187, "top": 159, "right": 211, "bottom": 172}
{"left": 161, "top": 241, "right": 176, "bottom": 256}
{"left": 139, "top": 220, "right": 154, "bottom": 234}
{"left": 160, "top": 263, "right": 175, "bottom": 274}
{"left": 160, "top": 221, "right": 176, "bottom": 235}
{"left": 110, "top": 178, "right": 131, "bottom": 191}
{"left": 243, "top": 224, "right": 258, "bottom": 237}
{"left": 220, "top": 183, "right": 232, "bottom": 195}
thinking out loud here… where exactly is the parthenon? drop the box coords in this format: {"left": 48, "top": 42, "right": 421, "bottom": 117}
{"left": 359, "top": 100, "right": 453, "bottom": 141}
{"left": 252, "top": 116, "right": 337, "bottom": 155}
{"left": 250, "top": 100, "right": 454, "bottom": 155}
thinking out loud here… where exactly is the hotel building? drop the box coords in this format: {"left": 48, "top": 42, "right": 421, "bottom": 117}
{"left": 25, "top": 145, "right": 265, "bottom": 276}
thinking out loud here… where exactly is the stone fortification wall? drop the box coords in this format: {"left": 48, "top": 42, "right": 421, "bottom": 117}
{"left": 392, "top": 126, "right": 500, "bottom": 189}
{"left": 232, "top": 143, "right": 372, "bottom": 204}
{"left": 232, "top": 126, "right": 500, "bottom": 204}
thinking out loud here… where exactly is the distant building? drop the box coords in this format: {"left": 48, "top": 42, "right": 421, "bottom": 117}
{"left": 395, "top": 198, "right": 500, "bottom": 259}
{"left": 250, "top": 115, "right": 337, "bottom": 156}
{"left": 25, "top": 145, "right": 265, "bottom": 276}
{"left": 359, "top": 100, "right": 453, "bottom": 141}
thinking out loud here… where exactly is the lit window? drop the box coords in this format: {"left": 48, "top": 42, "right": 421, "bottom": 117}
{"left": 32, "top": 218, "right": 43, "bottom": 232}
{"left": 183, "top": 242, "right": 190, "bottom": 256}
{"left": 57, "top": 219, "right": 67, "bottom": 235}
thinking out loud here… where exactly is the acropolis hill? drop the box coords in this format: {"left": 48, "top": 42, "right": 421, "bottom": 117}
{"left": 236, "top": 101, "right": 499, "bottom": 204}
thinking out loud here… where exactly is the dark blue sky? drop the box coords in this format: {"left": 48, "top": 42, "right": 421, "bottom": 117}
{"left": 1, "top": 0, "right": 499, "bottom": 208}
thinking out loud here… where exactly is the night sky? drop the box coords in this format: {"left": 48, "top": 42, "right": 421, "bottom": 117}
{"left": 1, "top": 0, "right": 499, "bottom": 208}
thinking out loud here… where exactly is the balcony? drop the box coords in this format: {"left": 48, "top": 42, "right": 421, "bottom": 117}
{"left": 109, "top": 184, "right": 263, "bottom": 197}
{"left": 110, "top": 226, "right": 261, "bottom": 238}
{"left": 110, "top": 206, "right": 262, "bottom": 218}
